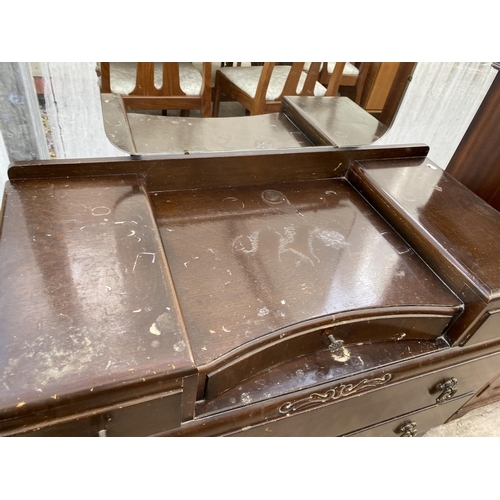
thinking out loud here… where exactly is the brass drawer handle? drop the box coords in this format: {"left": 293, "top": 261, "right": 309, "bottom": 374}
{"left": 398, "top": 422, "right": 418, "bottom": 437}
{"left": 436, "top": 377, "right": 458, "bottom": 405}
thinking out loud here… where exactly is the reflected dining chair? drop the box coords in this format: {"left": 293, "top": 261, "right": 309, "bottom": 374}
{"left": 315, "top": 62, "right": 371, "bottom": 105}
{"left": 98, "top": 62, "right": 212, "bottom": 117}
{"left": 212, "top": 62, "right": 344, "bottom": 117}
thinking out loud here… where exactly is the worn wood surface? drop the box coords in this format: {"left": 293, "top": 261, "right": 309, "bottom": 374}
{"left": 166, "top": 347, "right": 500, "bottom": 436}
{"left": 151, "top": 176, "right": 462, "bottom": 397}
{"left": 0, "top": 176, "right": 195, "bottom": 432}
{"left": 349, "top": 158, "right": 500, "bottom": 346}
{"left": 3, "top": 145, "right": 500, "bottom": 436}
{"left": 282, "top": 96, "right": 387, "bottom": 147}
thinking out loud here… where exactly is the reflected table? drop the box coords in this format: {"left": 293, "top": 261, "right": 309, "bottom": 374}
{"left": 101, "top": 95, "right": 387, "bottom": 155}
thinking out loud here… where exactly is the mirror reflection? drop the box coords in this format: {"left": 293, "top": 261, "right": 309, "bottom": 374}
{"left": 0, "top": 62, "right": 497, "bottom": 178}
{"left": 96, "top": 62, "right": 411, "bottom": 155}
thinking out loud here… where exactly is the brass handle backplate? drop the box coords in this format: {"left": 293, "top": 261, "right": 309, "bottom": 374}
{"left": 436, "top": 377, "right": 458, "bottom": 405}
{"left": 398, "top": 421, "right": 418, "bottom": 437}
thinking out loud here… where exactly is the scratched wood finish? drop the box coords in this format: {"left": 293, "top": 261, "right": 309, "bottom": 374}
{"left": 0, "top": 176, "right": 196, "bottom": 430}
{"left": 198, "top": 340, "right": 442, "bottom": 417}
{"left": 348, "top": 158, "right": 500, "bottom": 346}
{"left": 282, "top": 96, "right": 387, "bottom": 147}
{"left": 4, "top": 144, "right": 500, "bottom": 436}
{"left": 164, "top": 346, "right": 500, "bottom": 436}
{"left": 8, "top": 144, "right": 430, "bottom": 189}
{"left": 151, "top": 178, "right": 461, "bottom": 379}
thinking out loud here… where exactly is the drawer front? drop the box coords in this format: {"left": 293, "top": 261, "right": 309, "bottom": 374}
{"left": 13, "top": 390, "right": 182, "bottom": 437}
{"left": 206, "top": 314, "right": 455, "bottom": 399}
{"left": 225, "top": 351, "right": 500, "bottom": 437}
{"left": 346, "top": 392, "right": 471, "bottom": 437}
{"left": 466, "top": 309, "right": 500, "bottom": 345}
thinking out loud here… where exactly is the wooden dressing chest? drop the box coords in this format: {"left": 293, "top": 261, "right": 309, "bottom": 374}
{"left": 2, "top": 142, "right": 500, "bottom": 437}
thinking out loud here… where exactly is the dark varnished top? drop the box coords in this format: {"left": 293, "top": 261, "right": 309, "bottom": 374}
{"left": 101, "top": 93, "right": 312, "bottom": 155}
{"left": 0, "top": 176, "right": 194, "bottom": 420}
{"left": 100, "top": 93, "right": 388, "bottom": 156}
{"left": 282, "top": 96, "right": 388, "bottom": 147}
{"left": 3, "top": 144, "right": 500, "bottom": 435}
{"left": 151, "top": 178, "right": 461, "bottom": 368}
{"left": 350, "top": 159, "right": 500, "bottom": 300}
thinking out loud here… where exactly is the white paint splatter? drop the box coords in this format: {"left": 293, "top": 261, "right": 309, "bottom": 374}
{"left": 150, "top": 324, "right": 161, "bottom": 335}
{"left": 331, "top": 346, "right": 351, "bottom": 362}
{"left": 241, "top": 393, "right": 252, "bottom": 404}
{"left": 257, "top": 307, "right": 270, "bottom": 317}
{"left": 232, "top": 232, "right": 259, "bottom": 255}
{"left": 173, "top": 341, "right": 186, "bottom": 352}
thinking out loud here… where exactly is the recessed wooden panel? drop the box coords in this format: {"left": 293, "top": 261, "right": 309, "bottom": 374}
{"left": 346, "top": 392, "right": 471, "bottom": 437}
{"left": 151, "top": 177, "right": 461, "bottom": 377}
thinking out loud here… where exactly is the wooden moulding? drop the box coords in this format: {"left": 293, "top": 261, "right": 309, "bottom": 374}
{"left": 166, "top": 340, "right": 500, "bottom": 436}
{"left": 8, "top": 144, "right": 430, "bottom": 187}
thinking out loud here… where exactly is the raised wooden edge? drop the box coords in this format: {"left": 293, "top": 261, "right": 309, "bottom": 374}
{"left": 0, "top": 375, "right": 187, "bottom": 435}
{"left": 200, "top": 306, "right": 461, "bottom": 399}
{"left": 100, "top": 93, "right": 137, "bottom": 154}
{"left": 281, "top": 97, "right": 335, "bottom": 146}
{"left": 347, "top": 160, "right": 500, "bottom": 346}
{"left": 7, "top": 145, "right": 430, "bottom": 192}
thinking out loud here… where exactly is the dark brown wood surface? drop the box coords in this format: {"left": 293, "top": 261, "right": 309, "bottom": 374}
{"left": 446, "top": 67, "right": 500, "bottom": 212}
{"left": 8, "top": 145, "right": 430, "bottom": 186}
{"left": 345, "top": 392, "right": 471, "bottom": 437}
{"left": 165, "top": 347, "right": 500, "bottom": 436}
{"left": 4, "top": 144, "right": 500, "bottom": 436}
{"left": 349, "top": 158, "right": 500, "bottom": 345}
{"left": 0, "top": 176, "right": 195, "bottom": 429}
{"left": 282, "top": 96, "right": 387, "bottom": 147}
{"left": 151, "top": 178, "right": 461, "bottom": 376}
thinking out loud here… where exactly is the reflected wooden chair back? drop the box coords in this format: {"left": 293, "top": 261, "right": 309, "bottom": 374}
{"left": 213, "top": 62, "right": 328, "bottom": 116}
{"left": 316, "top": 62, "right": 371, "bottom": 104}
{"left": 99, "top": 62, "right": 212, "bottom": 117}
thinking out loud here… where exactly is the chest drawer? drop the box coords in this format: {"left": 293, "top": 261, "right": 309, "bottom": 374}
{"left": 224, "top": 350, "right": 500, "bottom": 436}
{"left": 12, "top": 390, "right": 182, "bottom": 437}
{"left": 345, "top": 392, "right": 472, "bottom": 437}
